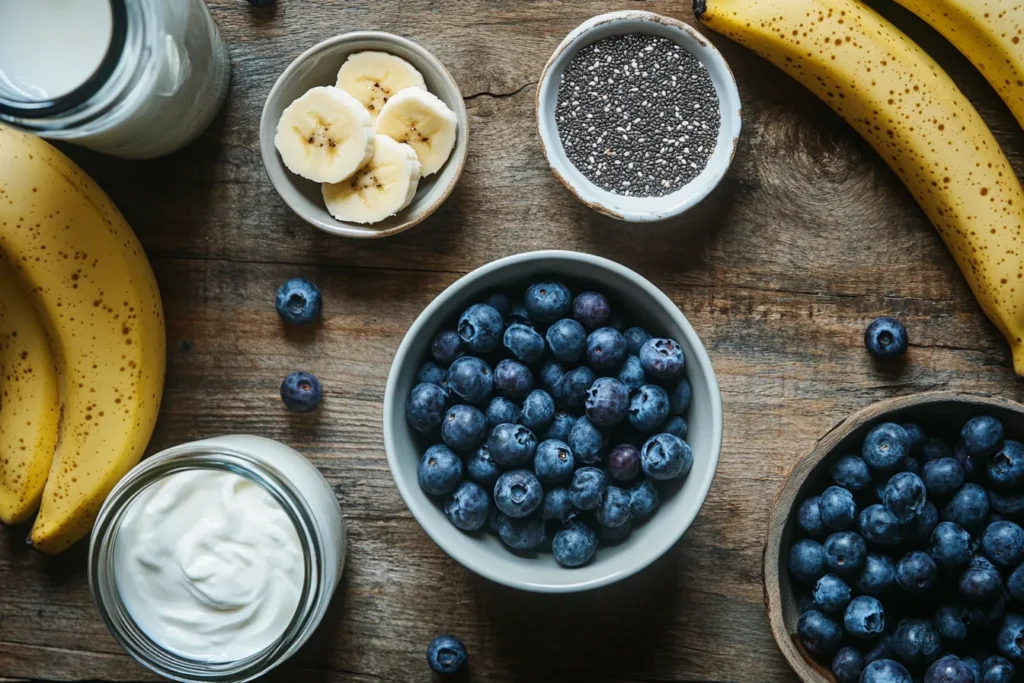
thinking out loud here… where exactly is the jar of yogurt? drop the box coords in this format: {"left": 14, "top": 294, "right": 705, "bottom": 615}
{"left": 0, "top": 0, "right": 230, "bottom": 159}
{"left": 88, "top": 436, "right": 345, "bottom": 682}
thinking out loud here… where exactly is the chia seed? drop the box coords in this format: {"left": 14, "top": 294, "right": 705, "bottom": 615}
{"left": 555, "top": 33, "right": 721, "bottom": 197}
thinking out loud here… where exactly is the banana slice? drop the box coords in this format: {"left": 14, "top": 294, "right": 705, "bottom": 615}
{"left": 336, "top": 51, "right": 427, "bottom": 120}
{"left": 322, "top": 134, "right": 421, "bottom": 224}
{"left": 375, "top": 87, "right": 458, "bottom": 176}
{"left": 274, "top": 86, "right": 374, "bottom": 184}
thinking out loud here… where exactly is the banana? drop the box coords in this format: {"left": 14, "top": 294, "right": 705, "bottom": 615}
{"left": 375, "top": 87, "right": 458, "bottom": 176}
{"left": 0, "top": 125, "right": 166, "bottom": 553}
{"left": 697, "top": 0, "right": 1024, "bottom": 375}
{"left": 0, "top": 260, "right": 59, "bottom": 525}
{"left": 336, "top": 51, "right": 427, "bottom": 120}
{"left": 274, "top": 85, "right": 374, "bottom": 184}
{"left": 322, "top": 134, "right": 421, "bottom": 224}
{"left": 892, "top": 0, "right": 1024, "bottom": 130}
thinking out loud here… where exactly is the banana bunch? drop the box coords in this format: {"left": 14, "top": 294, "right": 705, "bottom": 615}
{"left": 275, "top": 51, "right": 458, "bottom": 224}
{"left": 697, "top": 0, "right": 1024, "bottom": 375}
{"left": 0, "top": 125, "right": 166, "bottom": 552}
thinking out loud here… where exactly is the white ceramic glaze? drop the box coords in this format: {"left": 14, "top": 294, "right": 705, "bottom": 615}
{"left": 536, "top": 11, "right": 742, "bottom": 222}
{"left": 260, "top": 32, "right": 468, "bottom": 239}
{"left": 383, "top": 251, "right": 723, "bottom": 593}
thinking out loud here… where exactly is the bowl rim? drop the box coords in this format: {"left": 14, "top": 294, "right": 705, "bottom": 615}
{"left": 535, "top": 10, "right": 742, "bottom": 223}
{"left": 762, "top": 391, "right": 1024, "bottom": 682}
{"left": 259, "top": 31, "right": 468, "bottom": 239}
{"left": 382, "top": 249, "right": 723, "bottom": 593}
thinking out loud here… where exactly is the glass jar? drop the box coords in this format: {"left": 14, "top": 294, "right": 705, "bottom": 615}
{"left": 88, "top": 436, "right": 345, "bottom": 683}
{"left": 0, "top": 0, "right": 230, "bottom": 159}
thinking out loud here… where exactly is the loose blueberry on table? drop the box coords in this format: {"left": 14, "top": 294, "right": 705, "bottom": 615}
{"left": 405, "top": 281, "right": 695, "bottom": 568}
{"left": 426, "top": 634, "right": 467, "bottom": 675}
{"left": 280, "top": 371, "right": 322, "bottom": 412}
{"left": 787, "top": 414, "right": 1024, "bottom": 682}
{"left": 275, "top": 278, "right": 322, "bottom": 325}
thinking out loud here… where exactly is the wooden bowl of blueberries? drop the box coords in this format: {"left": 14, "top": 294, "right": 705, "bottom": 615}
{"left": 765, "top": 391, "right": 1024, "bottom": 683}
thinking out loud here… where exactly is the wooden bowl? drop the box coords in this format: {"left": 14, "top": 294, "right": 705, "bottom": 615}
{"left": 763, "top": 391, "right": 1024, "bottom": 682}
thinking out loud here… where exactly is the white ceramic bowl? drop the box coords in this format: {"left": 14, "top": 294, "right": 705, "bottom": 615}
{"left": 383, "top": 250, "right": 723, "bottom": 592}
{"left": 259, "top": 32, "right": 468, "bottom": 239}
{"left": 536, "top": 11, "right": 742, "bottom": 222}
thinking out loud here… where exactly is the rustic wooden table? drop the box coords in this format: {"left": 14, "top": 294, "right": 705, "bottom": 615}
{"left": 2, "top": 1, "right": 1024, "bottom": 682}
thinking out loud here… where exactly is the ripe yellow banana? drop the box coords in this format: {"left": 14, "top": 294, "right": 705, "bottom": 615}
{"left": 697, "top": 0, "right": 1024, "bottom": 375}
{"left": 0, "top": 125, "right": 166, "bottom": 552}
{"left": 892, "top": 0, "right": 1024, "bottom": 130}
{"left": 0, "top": 260, "right": 59, "bottom": 525}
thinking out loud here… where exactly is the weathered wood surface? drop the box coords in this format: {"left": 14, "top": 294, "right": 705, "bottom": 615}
{"left": 2, "top": 1, "right": 1024, "bottom": 681}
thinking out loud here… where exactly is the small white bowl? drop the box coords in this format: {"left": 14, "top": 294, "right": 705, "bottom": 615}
{"left": 536, "top": 11, "right": 741, "bottom": 222}
{"left": 260, "top": 32, "right": 468, "bottom": 239}
{"left": 383, "top": 250, "right": 723, "bottom": 593}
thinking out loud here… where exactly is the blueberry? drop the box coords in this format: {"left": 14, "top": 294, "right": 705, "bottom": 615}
{"left": 568, "top": 416, "right": 605, "bottom": 464}
{"left": 486, "top": 396, "right": 521, "bottom": 428}
{"left": 944, "top": 484, "right": 991, "bottom": 535}
{"left": 496, "top": 513, "right": 545, "bottom": 551}
{"left": 930, "top": 522, "right": 972, "bottom": 568}
{"left": 534, "top": 439, "right": 574, "bottom": 485}
{"left": 467, "top": 446, "right": 501, "bottom": 488}
{"left": 820, "top": 486, "right": 858, "bottom": 530}
{"left": 902, "top": 423, "right": 926, "bottom": 455}
{"left": 569, "top": 467, "right": 607, "bottom": 511}
{"left": 507, "top": 303, "right": 531, "bottom": 326}
{"left": 487, "top": 423, "right": 538, "bottom": 467}
{"left": 934, "top": 604, "right": 969, "bottom": 642}
{"left": 902, "top": 456, "right": 921, "bottom": 475}
{"left": 1008, "top": 563, "right": 1024, "bottom": 601}
{"left": 483, "top": 292, "right": 511, "bottom": 317}
{"left": 924, "top": 655, "right": 976, "bottom": 683}
{"left": 426, "top": 634, "right": 467, "bottom": 675}
{"left": 431, "top": 329, "right": 463, "bottom": 366}
{"left": 542, "top": 488, "right": 576, "bottom": 522}
{"left": 247, "top": 0, "right": 275, "bottom": 8}
{"left": 859, "top": 504, "right": 910, "bottom": 546}
{"left": 997, "top": 614, "right": 1024, "bottom": 664}
{"left": 585, "top": 377, "right": 630, "bottom": 427}
{"left": 923, "top": 438, "right": 954, "bottom": 463}
{"left": 407, "top": 382, "right": 449, "bottom": 433}
{"left": 545, "top": 411, "right": 576, "bottom": 442}
{"left": 845, "top": 595, "right": 885, "bottom": 638}
{"left": 797, "top": 609, "right": 842, "bottom": 656}
{"left": 990, "top": 488, "right": 1024, "bottom": 515}
{"left": 600, "top": 519, "right": 632, "bottom": 544}
{"left": 525, "top": 281, "right": 571, "bottom": 323}
{"left": 832, "top": 646, "right": 864, "bottom": 683}
{"left": 833, "top": 454, "right": 872, "bottom": 492}
{"left": 640, "top": 433, "right": 693, "bottom": 481}
{"left": 608, "top": 443, "right": 641, "bottom": 483}
{"left": 552, "top": 520, "right": 598, "bottom": 567}
{"left": 540, "top": 359, "right": 566, "bottom": 395}
{"left": 275, "top": 278, "right": 321, "bottom": 325}
{"left": 863, "top": 423, "right": 910, "bottom": 471}
{"left": 417, "top": 361, "right": 449, "bottom": 389}
{"left": 954, "top": 439, "right": 981, "bottom": 480}
{"left": 982, "top": 655, "right": 1015, "bottom": 682}
{"left": 923, "top": 458, "right": 965, "bottom": 498}
{"left": 864, "top": 317, "right": 908, "bottom": 361}
{"left": 447, "top": 356, "right": 494, "bottom": 405}
{"left": 442, "top": 404, "right": 488, "bottom": 452}
{"left": 638, "top": 337, "right": 684, "bottom": 379}
{"left": 814, "top": 574, "right": 853, "bottom": 613}
{"left": 963, "top": 416, "right": 1005, "bottom": 458}
{"left": 503, "top": 323, "right": 545, "bottom": 364}
{"left": 418, "top": 444, "right": 463, "bottom": 496}
{"left": 494, "top": 359, "right": 533, "bottom": 400}
{"left": 960, "top": 560, "right": 1002, "bottom": 603}
{"left": 864, "top": 637, "right": 895, "bottom": 667}
{"left": 280, "top": 371, "right": 322, "bottom": 412}
{"left": 897, "top": 551, "right": 938, "bottom": 593}
{"left": 824, "top": 531, "right": 867, "bottom": 577}
{"left": 629, "top": 478, "right": 660, "bottom": 522}
{"left": 628, "top": 384, "right": 671, "bottom": 432}
{"left": 661, "top": 415, "right": 688, "bottom": 440}
{"left": 988, "top": 441, "right": 1024, "bottom": 489}
{"left": 617, "top": 355, "right": 645, "bottom": 392}
{"left": 444, "top": 481, "right": 491, "bottom": 531}
{"left": 596, "top": 486, "right": 631, "bottom": 528}
{"left": 493, "top": 469, "right": 543, "bottom": 519}
{"left": 790, "top": 539, "right": 826, "bottom": 583}
{"left": 623, "top": 326, "right": 653, "bottom": 355}
{"left": 885, "top": 472, "right": 927, "bottom": 522}
{"left": 893, "top": 618, "right": 942, "bottom": 665}
{"left": 520, "top": 389, "right": 556, "bottom": 433}
{"left": 571, "top": 291, "right": 610, "bottom": 330}
{"left": 909, "top": 501, "right": 940, "bottom": 545}
{"left": 861, "top": 660, "right": 912, "bottom": 683}
{"left": 963, "top": 658, "right": 983, "bottom": 682}
{"left": 587, "top": 327, "right": 628, "bottom": 371}
{"left": 556, "top": 366, "right": 596, "bottom": 411}
{"left": 546, "top": 318, "right": 587, "bottom": 362}
{"left": 982, "top": 521, "right": 1024, "bottom": 567}
{"left": 858, "top": 553, "right": 897, "bottom": 596}
{"left": 668, "top": 376, "right": 692, "bottom": 416}
{"left": 458, "top": 303, "right": 504, "bottom": 354}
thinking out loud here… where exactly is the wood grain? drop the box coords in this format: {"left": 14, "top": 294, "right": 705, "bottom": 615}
{"left": 2, "top": 0, "right": 1024, "bottom": 681}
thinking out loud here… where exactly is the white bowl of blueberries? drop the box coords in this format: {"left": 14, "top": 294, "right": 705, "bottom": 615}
{"left": 383, "top": 250, "right": 722, "bottom": 592}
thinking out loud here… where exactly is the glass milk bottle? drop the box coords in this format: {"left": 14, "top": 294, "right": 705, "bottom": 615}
{"left": 0, "top": 0, "right": 230, "bottom": 159}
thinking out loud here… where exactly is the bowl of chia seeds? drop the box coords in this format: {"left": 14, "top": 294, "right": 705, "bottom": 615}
{"left": 536, "top": 11, "right": 741, "bottom": 222}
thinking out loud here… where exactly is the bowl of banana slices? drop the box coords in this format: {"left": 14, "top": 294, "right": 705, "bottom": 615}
{"left": 260, "top": 32, "right": 468, "bottom": 238}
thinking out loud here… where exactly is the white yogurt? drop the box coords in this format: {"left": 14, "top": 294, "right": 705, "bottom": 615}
{"left": 113, "top": 469, "right": 305, "bottom": 663}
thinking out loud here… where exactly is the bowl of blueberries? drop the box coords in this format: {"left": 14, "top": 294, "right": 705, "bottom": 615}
{"left": 383, "top": 250, "right": 722, "bottom": 592}
{"left": 767, "top": 391, "right": 1024, "bottom": 683}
